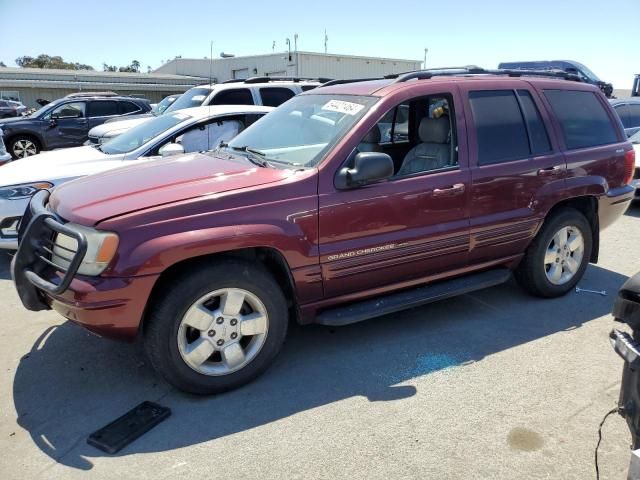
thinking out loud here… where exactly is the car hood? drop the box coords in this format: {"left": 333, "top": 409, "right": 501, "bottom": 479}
{"left": 89, "top": 117, "right": 151, "bottom": 137}
{"left": 0, "top": 146, "right": 125, "bottom": 186}
{"left": 0, "top": 116, "right": 34, "bottom": 127}
{"left": 50, "top": 152, "right": 302, "bottom": 225}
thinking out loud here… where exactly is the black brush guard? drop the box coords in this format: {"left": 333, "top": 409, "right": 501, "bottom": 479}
{"left": 12, "top": 189, "right": 87, "bottom": 311}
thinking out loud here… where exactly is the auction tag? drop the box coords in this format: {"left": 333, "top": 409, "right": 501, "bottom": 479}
{"left": 321, "top": 100, "right": 365, "bottom": 116}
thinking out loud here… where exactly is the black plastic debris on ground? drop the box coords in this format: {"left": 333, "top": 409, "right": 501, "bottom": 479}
{"left": 87, "top": 401, "right": 171, "bottom": 454}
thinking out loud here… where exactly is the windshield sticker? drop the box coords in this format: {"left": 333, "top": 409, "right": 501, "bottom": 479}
{"left": 321, "top": 100, "right": 365, "bottom": 116}
{"left": 191, "top": 95, "right": 206, "bottom": 102}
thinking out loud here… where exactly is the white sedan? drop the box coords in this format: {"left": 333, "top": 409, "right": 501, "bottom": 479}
{"left": 0, "top": 104, "right": 273, "bottom": 249}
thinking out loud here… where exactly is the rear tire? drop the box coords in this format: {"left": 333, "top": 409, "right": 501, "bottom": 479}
{"left": 515, "top": 208, "right": 592, "bottom": 298}
{"left": 144, "top": 258, "right": 289, "bottom": 395}
{"left": 8, "top": 135, "right": 40, "bottom": 159}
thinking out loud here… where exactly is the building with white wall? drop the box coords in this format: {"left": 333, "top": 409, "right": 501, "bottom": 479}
{"left": 154, "top": 51, "right": 421, "bottom": 82}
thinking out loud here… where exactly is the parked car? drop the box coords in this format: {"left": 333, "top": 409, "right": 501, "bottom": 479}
{"left": 630, "top": 130, "right": 640, "bottom": 200}
{"left": 12, "top": 68, "right": 635, "bottom": 394}
{"left": 498, "top": 60, "right": 614, "bottom": 98}
{"left": 86, "top": 77, "right": 325, "bottom": 145}
{"left": 0, "top": 94, "right": 151, "bottom": 159}
{"left": 610, "top": 98, "right": 640, "bottom": 137}
{"left": 0, "top": 128, "right": 10, "bottom": 165}
{"left": 0, "top": 100, "right": 27, "bottom": 118}
{"left": 0, "top": 105, "right": 272, "bottom": 250}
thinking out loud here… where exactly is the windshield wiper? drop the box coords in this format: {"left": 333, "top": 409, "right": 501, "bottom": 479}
{"left": 224, "top": 144, "right": 270, "bottom": 168}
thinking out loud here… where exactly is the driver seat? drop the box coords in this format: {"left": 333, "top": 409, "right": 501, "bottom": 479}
{"left": 397, "top": 116, "right": 450, "bottom": 176}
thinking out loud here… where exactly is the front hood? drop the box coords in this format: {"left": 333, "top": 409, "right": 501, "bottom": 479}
{"left": 89, "top": 117, "right": 150, "bottom": 137}
{"left": 50, "top": 152, "right": 300, "bottom": 225}
{"left": 0, "top": 146, "right": 124, "bottom": 186}
{"left": 0, "top": 117, "right": 33, "bottom": 127}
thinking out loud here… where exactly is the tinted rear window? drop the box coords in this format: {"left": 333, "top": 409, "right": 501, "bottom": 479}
{"left": 627, "top": 104, "right": 640, "bottom": 127}
{"left": 517, "top": 90, "right": 551, "bottom": 155}
{"left": 259, "top": 87, "right": 295, "bottom": 107}
{"left": 89, "top": 101, "right": 118, "bottom": 117}
{"left": 120, "top": 101, "right": 141, "bottom": 114}
{"left": 544, "top": 90, "right": 618, "bottom": 149}
{"left": 469, "top": 90, "right": 530, "bottom": 164}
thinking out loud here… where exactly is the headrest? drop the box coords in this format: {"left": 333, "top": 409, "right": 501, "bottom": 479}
{"left": 361, "top": 127, "right": 381, "bottom": 144}
{"left": 419, "top": 116, "right": 449, "bottom": 144}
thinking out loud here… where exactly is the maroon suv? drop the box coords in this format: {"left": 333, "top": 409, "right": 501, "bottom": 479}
{"left": 12, "top": 69, "right": 636, "bottom": 394}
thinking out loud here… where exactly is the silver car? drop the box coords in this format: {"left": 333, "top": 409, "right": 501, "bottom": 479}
{"left": 0, "top": 128, "right": 10, "bottom": 165}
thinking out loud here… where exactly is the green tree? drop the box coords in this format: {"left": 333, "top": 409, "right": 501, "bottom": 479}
{"left": 0, "top": 61, "right": 6, "bottom": 67}
{"left": 131, "top": 60, "right": 140, "bottom": 72}
{"left": 15, "top": 54, "right": 93, "bottom": 70}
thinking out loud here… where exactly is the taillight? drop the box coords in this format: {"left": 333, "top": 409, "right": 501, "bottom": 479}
{"left": 624, "top": 149, "right": 636, "bottom": 185}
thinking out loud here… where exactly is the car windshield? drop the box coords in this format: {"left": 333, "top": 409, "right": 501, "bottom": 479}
{"left": 224, "top": 94, "right": 378, "bottom": 167}
{"left": 164, "top": 87, "right": 212, "bottom": 114}
{"left": 100, "top": 111, "right": 192, "bottom": 154}
{"left": 630, "top": 131, "right": 640, "bottom": 144}
{"left": 569, "top": 61, "right": 601, "bottom": 82}
{"left": 153, "top": 95, "right": 178, "bottom": 115}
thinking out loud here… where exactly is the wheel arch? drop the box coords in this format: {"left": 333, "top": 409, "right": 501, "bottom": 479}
{"left": 140, "top": 247, "right": 299, "bottom": 335}
{"left": 6, "top": 131, "right": 44, "bottom": 150}
{"left": 542, "top": 195, "right": 599, "bottom": 263}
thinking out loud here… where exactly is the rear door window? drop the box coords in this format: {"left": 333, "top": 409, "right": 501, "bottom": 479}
{"left": 544, "top": 90, "right": 618, "bottom": 149}
{"left": 516, "top": 90, "right": 551, "bottom": 155}
{"left": 88, "top": 100, "right": 119, "bottom": 117}
{"left": 259, "top": 87, "right": 295, "bottom": 107}
{"left": 119, "top": 101, "right": 141, "bottom": 114}
{"left": 209, "top": 89, "right": 254, "bottom": 106}
{"left": 469, "top": 90, "right": 530, "bottom": 164}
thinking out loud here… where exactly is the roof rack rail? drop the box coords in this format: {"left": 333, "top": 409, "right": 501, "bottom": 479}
{"left": 320, "top": 77, "right": 385, "bottom": 87}
{"left": 390, "top": 66, "right": 583, "bottom": 83}
{"left": 65, "top": 91, "right": 119, "bottom": 98}
{"left": 223, "top": 76, "right": 332, "bottom": 84}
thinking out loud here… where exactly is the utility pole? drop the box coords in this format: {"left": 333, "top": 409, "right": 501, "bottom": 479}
{"left": 324, "top": 29, "right": 328, "bottom": 54}
{"left": 272, "top": 41, "right": 275, "bottom": 52}
{"left": 294, "top": 33, "right": 298, "bottom": 52}
{"left": 423, "top": 48, "right": 428, "bottom": 69}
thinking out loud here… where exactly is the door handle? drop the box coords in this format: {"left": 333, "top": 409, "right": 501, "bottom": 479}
{"left": 537, "top": 166, "right": 561, "bottom": 177}
{"left": 433, "top": 183, "right": 465, "bottom": 197}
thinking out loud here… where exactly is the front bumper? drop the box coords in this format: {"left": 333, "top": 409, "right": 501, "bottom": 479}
{"left": 12, "top": 190, "right": 158, "bottom": 340}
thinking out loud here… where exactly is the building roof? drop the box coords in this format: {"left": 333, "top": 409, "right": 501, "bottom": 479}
{"left": 0, "top": 67, "right": 205, "bottom": 83}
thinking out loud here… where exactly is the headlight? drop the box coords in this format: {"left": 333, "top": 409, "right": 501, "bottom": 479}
{"left": 0, "top": 182, "right": 53, "bottom": 200}
{"left": 52, "top": 223, "right": 119, "bottom": 276}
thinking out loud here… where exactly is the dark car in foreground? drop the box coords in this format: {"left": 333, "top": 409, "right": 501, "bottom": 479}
{"left": 499, "top": 60, "right": 614, "bottom": 98}
{"left": 12, "top": 67, "right": 635, "bottom": 394}
{"left": 0, "top": 94, "right": 151, "bottom": 159}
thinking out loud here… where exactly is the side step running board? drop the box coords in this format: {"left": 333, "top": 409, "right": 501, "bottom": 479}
{"left": 315, "top": 268, "right": 512, "bottom": 327}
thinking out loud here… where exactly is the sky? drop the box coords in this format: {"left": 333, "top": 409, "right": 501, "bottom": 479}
{"left": 0, "top": 0, "right": 637, "bottom": 90}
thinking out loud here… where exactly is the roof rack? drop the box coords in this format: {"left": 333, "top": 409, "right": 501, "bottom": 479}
{"left": 390, "top": 66, "right": 583, "bottom": 83}
{"left": 65, "top": 91, "right": 119, "bottom": 98}
{"left": 222, "top": 76, "right": 332, "bottom": 84}
{"left": 320, "top": 77, "right": 385, "bottom": 87}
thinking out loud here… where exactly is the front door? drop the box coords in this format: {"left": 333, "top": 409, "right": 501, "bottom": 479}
{"left": 459, "top": 83, "right": 567, "bottom": 265}
{"left": 318, "top": 89, "right": 471, "bottom": 298}
{"left": 44, "top": 101, "right": 88, "bottom": 148}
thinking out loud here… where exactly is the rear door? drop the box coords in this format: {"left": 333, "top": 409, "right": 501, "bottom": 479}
{"left": 87, "top": 100, "right": 120, "bottom": 132}
{"left": 460, "top": 82, "right": 567, "bottom": 265}
{"left": 208, "top": 88, "right": 255, "bottom": 106}
{"left": 258, "top": 87, "right": 296, "bottom": 107}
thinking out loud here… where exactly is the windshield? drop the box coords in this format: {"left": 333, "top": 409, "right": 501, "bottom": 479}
{"left": 28, "top": 98, "right": 63, "bottom": 118}
{"left": 225, "top": 94, "right": 378, "bottom": 167}
{"left": 569, "top": 61, "right": 601, "bottom": 82}
{"left": 153, "top": 95, "right": 178, "bottom": 115}
{"left": 630, "top": 131, "right": 640, "bottom": 144}
{"left": 164, "top": 87, "right": 212, "bottom": 114}
{"left": 100, "top": 111, "right": 192, "bottom": 154}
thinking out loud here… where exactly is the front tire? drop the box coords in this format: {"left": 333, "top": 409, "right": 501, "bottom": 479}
{"left": 144, "top": 258, "right": 289, "bottom": 395}
{"left": 515, "top": 208, "right": 592, "bottom": 298}
{"left": 8, "top": 135, "right": 40, "bottom": 159}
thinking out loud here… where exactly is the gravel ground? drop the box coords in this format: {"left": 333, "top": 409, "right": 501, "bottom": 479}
{"left": 0, "top": 205, "right": 638, "bottom": 480}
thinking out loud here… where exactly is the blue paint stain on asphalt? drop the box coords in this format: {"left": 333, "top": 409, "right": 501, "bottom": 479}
{"left": 388, "top": 353, "right": 460, "bottom": 384}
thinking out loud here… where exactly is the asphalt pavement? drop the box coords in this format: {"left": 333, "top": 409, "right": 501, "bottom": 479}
{"left": 0, "top": 205, "right": 639, "bottom": 479}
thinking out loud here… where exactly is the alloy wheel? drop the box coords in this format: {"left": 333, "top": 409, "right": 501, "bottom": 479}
{"left": 177, "top": 288, "right": 269, "bottom": 376}
{"left": 544, "top": 225, "right": 585, "bottom": 285}
{"left": 12, "top": 139, "right": 37, "bottom": 158}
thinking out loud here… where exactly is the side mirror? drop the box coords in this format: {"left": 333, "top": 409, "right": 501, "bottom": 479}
{"left": 335, "top": 152, "right": 394, "bottom": 189}
{"left": 159, "top": 142, "right": 185, "bottom": 158}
